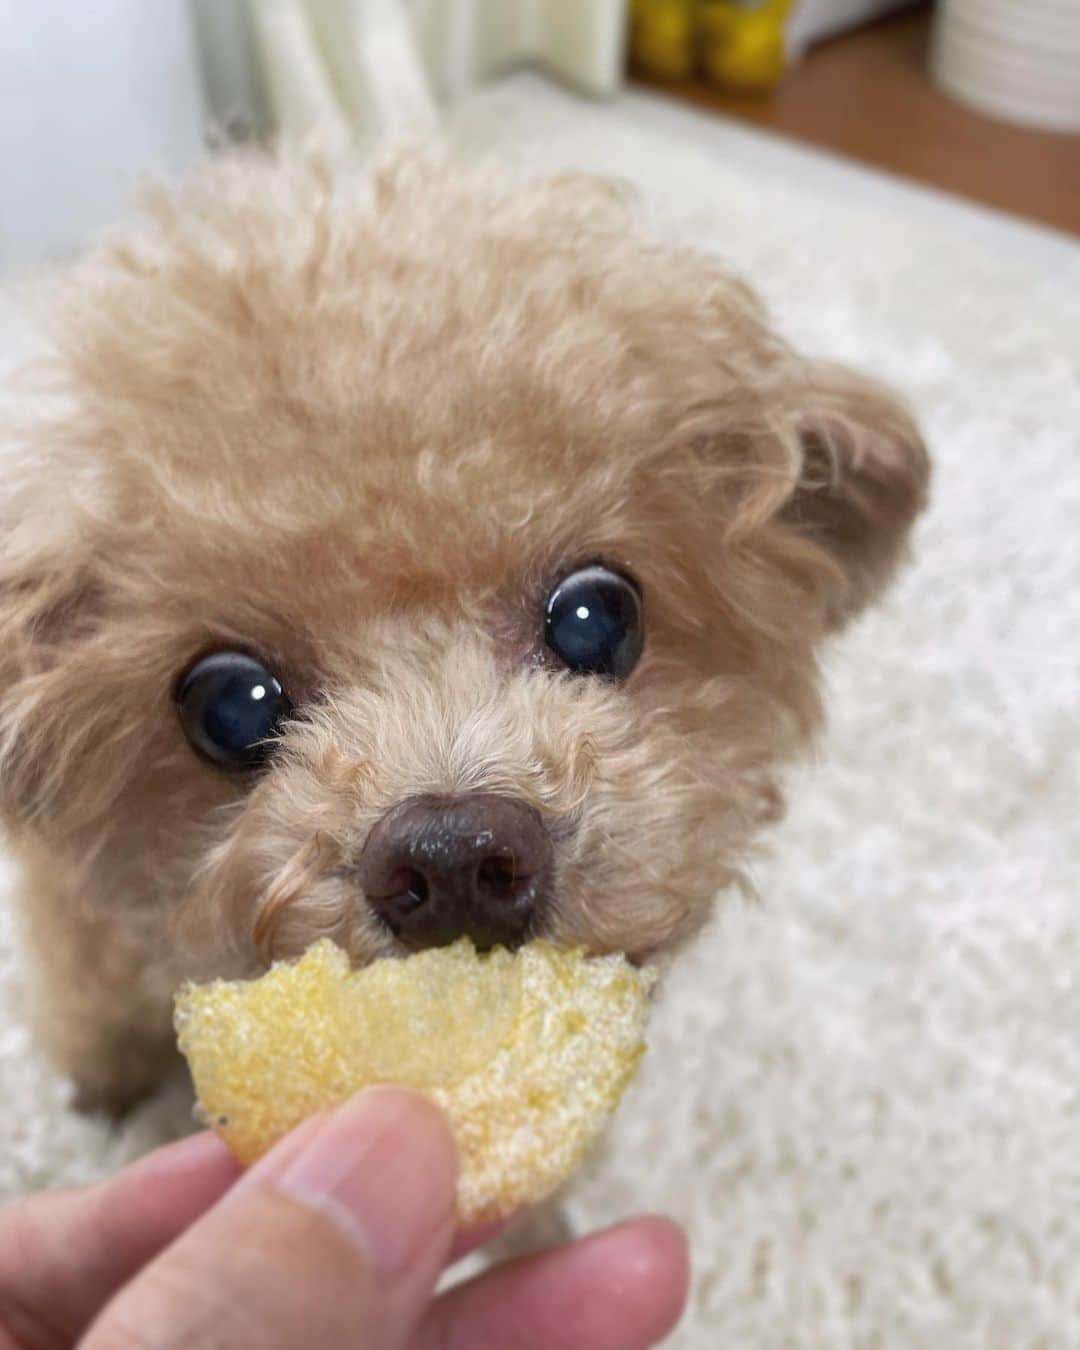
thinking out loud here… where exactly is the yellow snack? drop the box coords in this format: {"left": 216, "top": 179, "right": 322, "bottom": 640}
{"left": 175, "top": 939, "right": 654, "bottom": 1223}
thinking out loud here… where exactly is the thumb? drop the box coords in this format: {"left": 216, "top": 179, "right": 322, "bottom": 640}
{"left": 81, "top": 1088, "right": 458, "bottom": 1349}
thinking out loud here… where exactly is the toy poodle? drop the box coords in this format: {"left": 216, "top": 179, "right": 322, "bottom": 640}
{"left": 0, "top": 147, "right": 929, "bottom": 1115}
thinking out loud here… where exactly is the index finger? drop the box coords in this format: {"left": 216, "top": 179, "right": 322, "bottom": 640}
{"left": 0, "top": 1132, "right": 240, "bottom": 1348}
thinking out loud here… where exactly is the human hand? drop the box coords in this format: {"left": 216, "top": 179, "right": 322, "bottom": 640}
{"left": 0, "top": 1088, "right": 688, "bottom": 1348}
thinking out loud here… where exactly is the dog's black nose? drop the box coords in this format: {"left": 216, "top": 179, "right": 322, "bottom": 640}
{"left": 358, "top": 793, "right": 553, "bottom": 952}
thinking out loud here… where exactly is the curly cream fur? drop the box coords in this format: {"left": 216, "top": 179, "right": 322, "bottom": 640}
{"left": 0, "top": 145, "right": 928, "bottom": 1113}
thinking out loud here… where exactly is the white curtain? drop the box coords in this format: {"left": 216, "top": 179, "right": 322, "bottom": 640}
{"left": 223, "top": 0, "right": 627, "bottom": 141}
{"left": 0, "top": 0, "right": 626, "bottom": 267}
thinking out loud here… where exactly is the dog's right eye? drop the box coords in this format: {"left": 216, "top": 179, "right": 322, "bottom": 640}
{"left": 175, "top": 652, "right": 291, "bottom": 771}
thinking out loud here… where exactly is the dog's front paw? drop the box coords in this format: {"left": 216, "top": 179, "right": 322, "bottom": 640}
{"left": 69, "top": 1070, "right": 161, "bottom": 1121}
{"left": 66, "top": 1039, "right": 180, "bottom": 1122}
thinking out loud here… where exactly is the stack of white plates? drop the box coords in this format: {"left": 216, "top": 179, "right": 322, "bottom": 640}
{"left": 931, "top": 0, "right": 1080, "bottom": 133}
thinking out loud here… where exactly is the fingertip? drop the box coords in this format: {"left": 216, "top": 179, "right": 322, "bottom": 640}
{"left": 616, "top": 1215, "right": 690, "bottom": 1290}
{"left": 269, "top": 1086, "right": 458, "bottom": 1279}
{"left": 250, "top": 1087, "right": 457, "bottom": 1193}
{"left": 339, "top": 1086, "right": 460, "bottom": 1214}
{"left": 587, "top": 1216, "right": 691, "bottom": 1347}
{"left": 423, "top": 1211, "right": 690, "bottom": 1350}
{"left": 355, "top": 1086, "right": 458, "bottom": 1170}
{"left": 103, "top": 1131, "right": 243, "bottom": 1230}
{"left": 137, "top": 1130, "right": 242, "bottom": 1181}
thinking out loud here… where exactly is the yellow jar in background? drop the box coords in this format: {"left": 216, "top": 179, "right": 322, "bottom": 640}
{"left": 698, "top": 0, "right": 793, "bottom": 93}
{"left": 630, "top": 0, "right": 794, "bottom": 93}
{"left": 629, "top": 0, "right": 696, "bottom": 80}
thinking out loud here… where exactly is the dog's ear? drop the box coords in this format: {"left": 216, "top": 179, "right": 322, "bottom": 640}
{"left": 780, "top": 362, "right": 930, "bottom": 629}
{"left": 0, "top": 512, "right": 108, "bottom": 827}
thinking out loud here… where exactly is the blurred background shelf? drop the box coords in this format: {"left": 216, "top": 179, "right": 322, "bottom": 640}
{"left": 631, "top": 3, "right": 1080, "bottom": 237}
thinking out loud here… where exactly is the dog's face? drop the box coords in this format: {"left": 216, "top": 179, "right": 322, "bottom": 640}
{"left": 0, "top": 150, "right": 927, "bottom": 978}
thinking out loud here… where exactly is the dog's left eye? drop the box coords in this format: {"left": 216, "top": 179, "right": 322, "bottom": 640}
{"left": 544, "top": 565, "right": 644, "bottom": 678}
{"left": 175, "top": 651, "right": 291, "bottom": 771}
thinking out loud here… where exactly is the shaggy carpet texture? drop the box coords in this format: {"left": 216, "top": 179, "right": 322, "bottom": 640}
{"left": 1, "top": 75, "right": 1078, "bottom": 1347}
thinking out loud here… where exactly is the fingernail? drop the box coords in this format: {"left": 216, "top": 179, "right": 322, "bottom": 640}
{"left": 273, "top": 1088, "right": 457, "bottom": 1275}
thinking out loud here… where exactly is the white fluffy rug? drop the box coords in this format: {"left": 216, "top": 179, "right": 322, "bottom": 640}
{"left": 2, "top": 76, "right": 1079, "bottom": 1347}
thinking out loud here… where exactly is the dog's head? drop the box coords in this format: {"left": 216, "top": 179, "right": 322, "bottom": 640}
{"left": 0, "top": 149, "right": 927, "bottom": 975}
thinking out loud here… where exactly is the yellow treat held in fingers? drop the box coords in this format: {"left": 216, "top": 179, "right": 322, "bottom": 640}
{"left": 174, "top": 939, "right": 654, "bottom": 1223}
